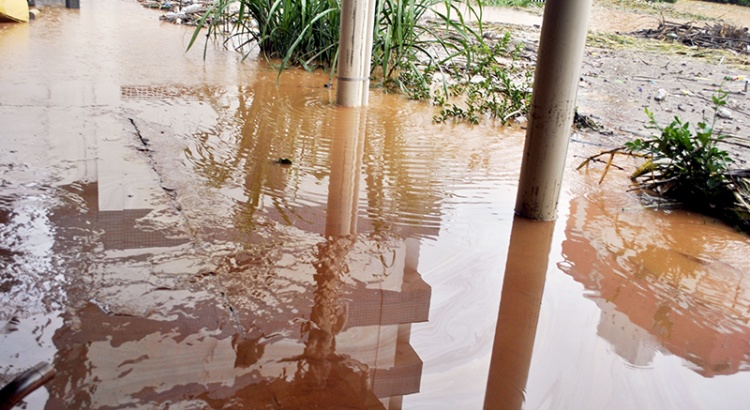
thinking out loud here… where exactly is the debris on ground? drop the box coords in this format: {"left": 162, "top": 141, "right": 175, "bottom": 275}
{"left": 634, "top": 20, "right": 750, "bottom": 55}
{"left": 138, "top": 0, "right": 210, "bottom": 25}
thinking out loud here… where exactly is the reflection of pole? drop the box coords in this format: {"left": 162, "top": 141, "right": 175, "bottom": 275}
{"left": 302, "top": 107, "right": 368, "bottom": 386}
{"left": 336, "top": 0, "right": 377, "bottom": 107}
{"left": 515, "top": 0, "right": 592, "bottom": 220}
{"left": 484, "top": 217, "right": 555, "bottom": 410}
{"left": 326, "top": 107, "right": 367, "bottom": 237}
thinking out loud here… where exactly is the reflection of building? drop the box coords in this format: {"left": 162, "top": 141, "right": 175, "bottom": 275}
{"left": 47, "top": 201, "right": 431, "bottom": 408}
{"left": 44, "top": 88, "right": 433, "bottom": 408}
{"left": 338, "top": 238, "right": 430, "bottom": 404}
{"left": 595, "top": 300, "right": 657, "bottom": 367}
{"left": 63, "top": 181, "right": 187, "bottom": 250}
{"left": 561, "top": 196, "right": 750, "bottom": 377}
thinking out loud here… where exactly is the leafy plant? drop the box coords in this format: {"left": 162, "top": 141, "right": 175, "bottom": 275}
{"left": 433, "top": 35, "right": 532, "bottom": 124}
{"left": 372, "top": 0, "right": 485, "bottom": 97}
{"left": 187, "top": 0, "right": 533, "bottom": 127}
{"left": 189, "top": 0, "right": 341, "bottom": 74}
{"left": 579, "top": 90, "right": 750, "bottom": 232}
{"left": 189, "top": 0, "right": 486, "bottom": 85}
{"left": 625, "top": 94, "right": 733, "bottom": 203}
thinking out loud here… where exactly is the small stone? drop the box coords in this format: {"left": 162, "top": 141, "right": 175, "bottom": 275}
{"left": 716, "top": 107, "right": 733, "bottom": 119}
{"left": 654, "top": 88, "right": 667, "bottom": 101}
{"left": 469, "top": 75, "right": 486, "bottom": 84}
{"left": 182, "top": 3, "right": 203, "bottom": 13}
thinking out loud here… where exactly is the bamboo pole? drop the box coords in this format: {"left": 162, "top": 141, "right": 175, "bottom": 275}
{"left": 515, "top": 0, "right": 593, "bottom": 220}
{"left": 336, "top": 0, "right": 377, "bottom": 107}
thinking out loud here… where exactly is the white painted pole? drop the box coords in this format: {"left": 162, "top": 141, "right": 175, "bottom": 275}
{"left": 515, "top": 0, "right": 592, "bottom": 220}
{"left": 336, "top": 0, "right": 377, "bottom": 107}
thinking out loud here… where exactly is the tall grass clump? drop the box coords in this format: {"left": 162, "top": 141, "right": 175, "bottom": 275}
{"left": 190, "top": 0, "right": 486, "bottom": 82}
{"left": 372, "top": 0, "right": 486, "bottom": 95}
{"left": 189, "top": 0, "right": 341, "bottom": 72}
{"left": 188, "top": 0, "right": 532, "bottom": 124}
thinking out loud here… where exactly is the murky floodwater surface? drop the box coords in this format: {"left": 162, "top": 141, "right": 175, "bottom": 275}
{"left": 2, "top": 1, "right": 750, "bottom": 409}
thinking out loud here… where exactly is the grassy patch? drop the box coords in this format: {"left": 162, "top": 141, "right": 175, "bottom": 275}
{"left": 188, "top": 0, "right": 532, "bottom": 125}
{"left": 432, "top": 33, "right": 532, "bottom": 124}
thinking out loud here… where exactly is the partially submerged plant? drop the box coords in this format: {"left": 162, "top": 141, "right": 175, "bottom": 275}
{"left": 187, "top": 0, "right": 530, "bottom": 126}
{"left": 579, "top": 90, "right": 750, "bottom": 232}
{"left": 188, "top": 0, "right": 487, "bottom": 86}
{"left": 626, "top": 98, "right": 734, "bottom": 203}
{"left": 372, "top": 0, "right": 485, "bottom": 95}
{"left": 188, "top": 0, "right": 341, "bottom": 73}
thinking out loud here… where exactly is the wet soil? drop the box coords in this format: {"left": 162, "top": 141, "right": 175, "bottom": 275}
{"left": 1, "top": 0, "right": 750, "bottom": 409}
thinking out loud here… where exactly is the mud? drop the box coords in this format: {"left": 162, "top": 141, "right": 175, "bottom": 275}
{"left": 1, "top": 0, "right": 750, "bottom": 409}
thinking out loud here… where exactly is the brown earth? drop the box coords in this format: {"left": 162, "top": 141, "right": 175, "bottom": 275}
{"left": 484, "top": 0, "right": 750, "bottom": 166}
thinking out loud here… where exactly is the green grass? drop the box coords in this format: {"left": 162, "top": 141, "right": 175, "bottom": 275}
{"left": 189, "top": 0, "right": 341, "bottom": 73}
{"left": 479, "top": 0, "right": 541, "bottom": 7}
{"left": 190, "top": 0, "right": 486, "bottom": 85}
{"left": 189, "top": 0, "right": 534, "bottom": 125}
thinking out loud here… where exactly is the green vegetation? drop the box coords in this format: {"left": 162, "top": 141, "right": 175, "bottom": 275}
{"left": 479, "top": 0, "right": 543, "bottom": 7}
{"left": 189, "top": 0, "right": 531, "bottom": 124}
{"left": 626, "top": 95, "right": 735, "bottom": 206}
{"left": 701, "top": 0, "right": 750, "bottom": 6}
{"left": 189, "top": 0, "right": 341, "bottom": 72}
{"left": 189, "top": 0, "right": 483, "bottom": 82}
{"left": 370, "top": 0, "right": 485, "bottom": 95}
{"left": 433, "top": 34, "right": 532, "bottom": 124}
{"left": 579, "top": 91, "right": 750, "bottom": 232}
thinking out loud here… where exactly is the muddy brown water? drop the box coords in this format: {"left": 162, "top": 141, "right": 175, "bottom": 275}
{"left": 1, "top": 0, "right": 750, "bottom": 409}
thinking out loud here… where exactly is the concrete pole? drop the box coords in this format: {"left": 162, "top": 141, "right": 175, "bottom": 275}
{"left": 515, "top": 0, "right": 592, "bottom": 220}
{"left": 336, "top": 0, "right": 377, "bottom": 107}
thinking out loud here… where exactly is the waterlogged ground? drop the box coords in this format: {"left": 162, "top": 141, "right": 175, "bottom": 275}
{"left": 1, "top": 0, "right": 750, "bottom": 409}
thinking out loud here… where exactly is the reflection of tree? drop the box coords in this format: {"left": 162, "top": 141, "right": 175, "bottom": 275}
{"left": 561, "top": 195, "right": 750, "bottom": 376}
{"left": 294, "top": 107, "right": 368, "bottom": 391}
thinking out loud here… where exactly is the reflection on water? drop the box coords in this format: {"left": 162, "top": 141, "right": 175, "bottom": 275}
{"left": 3, "top": 0, "right": 750, "bottom": 408}
{"left": 485, "top": 217, "right": 554, "bottom": 409}
{"left": 561, "top": 189, "right": 750, "bottom": 377}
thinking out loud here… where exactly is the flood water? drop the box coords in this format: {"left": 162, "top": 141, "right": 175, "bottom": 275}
{"left": 2, "top": 1, "right": 750, "bottom": 409}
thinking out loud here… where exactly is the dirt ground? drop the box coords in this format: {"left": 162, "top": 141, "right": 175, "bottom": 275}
{"left": 578, "top": 0, "right": 750, "bottom": 168}
{"left": 489, "top": 0, "right": 750, "bottom": 166}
